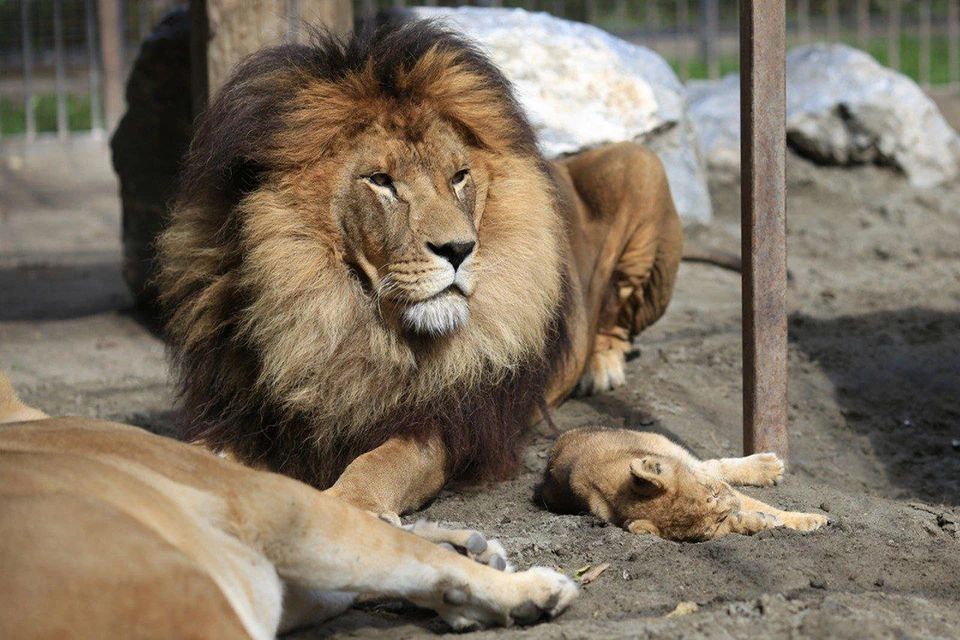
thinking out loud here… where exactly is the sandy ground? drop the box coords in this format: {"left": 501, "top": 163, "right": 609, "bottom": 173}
{"left": 2, "top": 125, "right": 959, "bottom": 637}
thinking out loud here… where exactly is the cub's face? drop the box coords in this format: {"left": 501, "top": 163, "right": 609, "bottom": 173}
{"left": 335, "top": 119, "right": 488, "bottom": 337}
{"left": 623, "top": 456, "right": 741, "bottom": 542}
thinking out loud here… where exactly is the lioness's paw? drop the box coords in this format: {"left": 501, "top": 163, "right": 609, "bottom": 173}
{"left": 575, "top": 339, "right": 631, "bottom": 396}
{"left": 741, "top": 453, "right": 785, "bottom": 486}
{"left": 782, "top": 512, "right": 828, "bottom": 532}
{"left": 404, "top": 520, "right": 511, "bottom": 571}
{"left": 431, "top": 567, "right": 577, "bottom": 630}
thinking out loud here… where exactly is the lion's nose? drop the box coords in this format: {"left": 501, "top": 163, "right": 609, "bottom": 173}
{"left": 426, "top": 240, "right": 475, "bottom": 270}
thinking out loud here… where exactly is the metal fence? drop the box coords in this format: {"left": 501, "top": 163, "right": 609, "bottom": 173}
{"left": 2, "top": 0, "right": 959, "bottom": 143}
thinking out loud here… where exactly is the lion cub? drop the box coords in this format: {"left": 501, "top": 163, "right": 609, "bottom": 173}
{"left": 543, "top": 428, "right": 827, "bottom": 541}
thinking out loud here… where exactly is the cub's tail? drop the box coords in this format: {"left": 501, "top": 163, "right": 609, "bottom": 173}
{"left": 0, "top": 371, "right": 48, "bottom": 424}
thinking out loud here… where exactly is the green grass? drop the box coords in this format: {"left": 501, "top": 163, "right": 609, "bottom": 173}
{"left": 663, "top": 34, "right": 956, "bottom": 85}
{"left": 1, "top": 94, "right": 93, "bottom": 136}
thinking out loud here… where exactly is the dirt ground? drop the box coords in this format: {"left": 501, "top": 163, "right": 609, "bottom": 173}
{"left": 2, "top": 116, "right": 959, "bottom": 636}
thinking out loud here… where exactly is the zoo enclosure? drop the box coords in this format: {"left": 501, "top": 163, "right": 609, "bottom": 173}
{"left": 1, "top": 0, "right": 958, "bottom": 143}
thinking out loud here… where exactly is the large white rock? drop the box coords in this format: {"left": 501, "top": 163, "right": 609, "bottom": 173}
{"left": 690, "top": 44, "right": 960, "bottom": 187}
{"left": 398, "top": 6, "right": 712, "bottom": 224}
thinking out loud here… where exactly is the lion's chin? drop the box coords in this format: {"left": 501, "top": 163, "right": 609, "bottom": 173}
{"left": 401, "top": 292, "right": 470, "bottom": 336}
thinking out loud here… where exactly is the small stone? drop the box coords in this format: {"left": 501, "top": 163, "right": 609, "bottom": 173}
{"left": 819, "top": 502, "right": 831, "bottom": 513}
{"left": 875, "top": 577, "right": 885, "bottom": 587}
{"left": 810, "top": 578, "right": 828, "bottom": 590}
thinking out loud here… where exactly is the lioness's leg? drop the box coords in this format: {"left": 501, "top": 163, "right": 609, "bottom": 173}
{"left": 551, "top": 142, "right": 683, "bottom": 399}
{"left": 257, "top": 484, "right": 577, "bottom": 632}
{"left": 730, "top": 490, "right": 828, "bottom": 532}
{"left": 699, "top": 453, "right": 785, "bottom": 486}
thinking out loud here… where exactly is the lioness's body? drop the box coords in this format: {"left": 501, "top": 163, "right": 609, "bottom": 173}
{"left": 0, "top": 376, "right": 575, "bottom": 638}
{"left": 158, "top": 23, "right": 682, "bottom": 520}
{"left": 543, "top": 428, "right": 828, "bottom": 541}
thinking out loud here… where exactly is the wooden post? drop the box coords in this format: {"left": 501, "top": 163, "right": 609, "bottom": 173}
{"left": 97, "top": 0, "right": 124, "bottom": 132}
{"left": 190, "top": 0, "right": 353, "bottom": 113}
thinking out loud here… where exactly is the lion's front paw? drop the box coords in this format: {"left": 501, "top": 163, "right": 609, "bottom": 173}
{"left": 574, "top": 336, "right": 632, "bottom": 396}
{"left": 429, "top": 567, "right": 577, "bottom": 631}
{"left": 739, "top": 453, "right": 785, "bottom": 486}
{"left": 781, "top": 512, "right": 828, "bottom": 532}
{"left": 404, "top": 520, "right": 511, "bottom": 571}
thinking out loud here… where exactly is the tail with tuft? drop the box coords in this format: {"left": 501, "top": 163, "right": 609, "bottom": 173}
{"left": 0, "top": 371, "right": 48, "bottom": 424}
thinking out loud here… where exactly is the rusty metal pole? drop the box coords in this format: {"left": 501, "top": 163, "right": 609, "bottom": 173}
{"left": 740, "top": 0, "right": 788, "bottom": 462}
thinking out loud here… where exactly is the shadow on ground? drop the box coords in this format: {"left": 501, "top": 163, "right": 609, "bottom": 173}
{"left": 790, "top": 308, "right": 960, "bottom": 505}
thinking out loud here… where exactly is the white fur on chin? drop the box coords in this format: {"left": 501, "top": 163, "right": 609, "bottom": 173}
{"left": 402, "top": 293, "right": 470, "bottom": 335}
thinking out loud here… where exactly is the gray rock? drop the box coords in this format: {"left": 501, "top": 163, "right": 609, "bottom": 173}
{"left": 397, "top": 6, "right": 711, "bottom": 224}
{"left": 689, "top": 44, "right": 960, "bottom": 187}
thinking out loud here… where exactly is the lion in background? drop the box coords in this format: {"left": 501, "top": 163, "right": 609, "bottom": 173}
{"left": 158, "top": 21, "right": 682, "bottom": 519}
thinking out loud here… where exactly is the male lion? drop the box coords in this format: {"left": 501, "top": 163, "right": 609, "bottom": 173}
{"left": 543, "top": 428, "right": 828, "bottom": 541}
{"left": 158, "top": 22, "right": 682, "bottom": 520}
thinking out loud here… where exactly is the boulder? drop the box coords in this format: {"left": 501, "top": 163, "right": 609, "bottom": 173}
{"left": 689, "top": 44, "right": 960, "bottom": 187}
{"left": 395, "top": 6, "right": 712, "bottom": 224}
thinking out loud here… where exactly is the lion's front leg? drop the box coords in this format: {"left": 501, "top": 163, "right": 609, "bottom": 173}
{"left": 322, "top": 434, "right": 509, "bottom": 568}
{"left": 323, "top": 433, "right": 448, "bottom": 520}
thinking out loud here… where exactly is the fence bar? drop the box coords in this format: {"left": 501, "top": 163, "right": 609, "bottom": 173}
{"left": 740, "top": 0, "right": 788, "bottom": 462}
{"left": 85, "top": 0, "right": 104, "bottom": 134}
{"left": 798, "top": 0, "right": 810, "bottom": 45}
{"left": 646, "top": 0, "right": 660, "bottom": 54}
{"left": 702, "top": 0, "right": 720, "bottom": 79}
{"left": 552, "top": 0, "right": 565, "bottom": 18}
{"left": 856, "top": 0, "right": 870, "bottom": 50}
{"left": 53, "top": 0, "right": 68, "bottom": 139}
{"left": 826, "top": 0, "right": 839, "bottom": 43}
{"left": 678, "top": 0, "right": 689, "bottom": 81}
{"left": 919, "top": 0, "right": 931, "bottom": 88}
{"left": 139, "top": 0, "right": 151, "bottom": 40}
{"left": 950, "top": 0, "right": 960, "bottom": 91}
{"left": 21, "top": 0, "right": 36, "bottom": 142}
{"left": 888, "top": 0, "right": 900, "bottom": 71}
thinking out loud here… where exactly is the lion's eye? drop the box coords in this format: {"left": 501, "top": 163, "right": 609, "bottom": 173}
{"left": 368, "top": 173, "right": 394, "bottom": 188}
{"left": 451, "top": 169, "right": 470, "bottom": 186}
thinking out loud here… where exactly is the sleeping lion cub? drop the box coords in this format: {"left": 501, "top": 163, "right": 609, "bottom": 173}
{"left": 543, "top": 428, "right": 828, "bottom": 541}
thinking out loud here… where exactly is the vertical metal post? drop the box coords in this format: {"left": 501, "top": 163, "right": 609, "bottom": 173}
{"left": 826, "top": 0, "right": 839, "bottom": 43}
{"left": 21, "top": 0, "right": 36, "bottom": 142}
{"left": 54, "top": 0, "right": 69, "bottom": 139}
{"left": 139, "top": 0, "right": 151, "bottom": 41}
{"left": 552, "top": 0, "right": 565, "bottom": 19}
{"left": 919, "top": 0, "right": 931, "bottom": 89}
{"left": 856, "top": 0, "right": 869, "bottom": 51}
{"left": 86, "top": 0, "right": 104, "bottom": 134}
{"left": 888, "top": 0, "right": 900, "bottom": 71}
{"left": 798, "top": 0, "right": 810, "bottom": 45}
{"left": 949, "top": 0, "right": 960, "bottom": 91}
{"left": 740, "top": 0, "right": 788, "bottom": 462}
{"left": 678, "top": 0, "right": 690, "bottom": 81}
{"left": 702, "top": 0, "right": 720, "bottom": 79}
{"left": 646, "top": 0, "right": 659, "bottom": 53}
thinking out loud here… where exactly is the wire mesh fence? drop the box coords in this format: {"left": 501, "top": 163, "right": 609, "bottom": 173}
{"left": 1, "top": 0, "right": 958, "bottom": 142}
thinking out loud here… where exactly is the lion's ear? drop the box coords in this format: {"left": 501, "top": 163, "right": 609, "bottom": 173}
{"left": 629, "top": 456, "right": 672, "bottom": 490}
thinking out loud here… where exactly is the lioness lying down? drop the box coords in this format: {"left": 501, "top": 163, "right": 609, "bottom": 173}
{"left": 543, "top": 428, "right": 828, "bottom": 541}
{"left": 0, "top": 374, "right": 575, "bottom": 638}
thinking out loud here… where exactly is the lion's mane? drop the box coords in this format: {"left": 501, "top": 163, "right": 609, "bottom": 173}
{"left": 158, "top": 21, "right": 571, "bottom": 489}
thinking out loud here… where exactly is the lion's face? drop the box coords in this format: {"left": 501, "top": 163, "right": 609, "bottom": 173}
{"left": 337, "top": 120, "right": 486, "bottom": 336}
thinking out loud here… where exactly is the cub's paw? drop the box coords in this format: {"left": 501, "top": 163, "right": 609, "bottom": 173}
{"left": 430, "top": 567, "right": 577, "bottom": 631}
{"left": 574, "top": 336, "right": 633, "bottom": 396}
{"left": 404, "top": 520, "right": 511, "bottom": 571}
{"left": 739, "top": 453, "right": 785, "bottom": 486}
{"left": 781, "top": 512, "right": 828, "bottom": 532}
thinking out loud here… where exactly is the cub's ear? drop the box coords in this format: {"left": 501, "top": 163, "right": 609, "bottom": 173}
{"left": 629, "top": 456, "right": 672, "bottom": 490}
